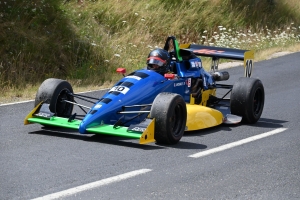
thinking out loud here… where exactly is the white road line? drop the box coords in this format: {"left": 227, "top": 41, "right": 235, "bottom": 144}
{"left": 31, "top": 168, "right": 152, "bottom": 200}
{"left": 0, "top": 100, "right": 34, "bottom": 106}
{"left": 189, "top": 128, "right": 287, "bottom": 158}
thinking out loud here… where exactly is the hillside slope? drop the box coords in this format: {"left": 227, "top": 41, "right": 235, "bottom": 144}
{"left": 0, "top": 0, "right": 299, "bottom": 90}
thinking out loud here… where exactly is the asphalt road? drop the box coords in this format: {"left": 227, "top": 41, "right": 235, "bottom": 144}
{"left": 1, "top": 52, "right": 300, "bottom": 200}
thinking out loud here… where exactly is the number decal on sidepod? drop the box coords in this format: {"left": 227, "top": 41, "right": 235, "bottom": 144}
{"left": 245, "top": 59, "right": 253, "bottom": 77}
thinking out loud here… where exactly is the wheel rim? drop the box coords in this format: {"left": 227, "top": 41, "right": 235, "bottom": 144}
{"left": 170, "top": 104, "right": 184, "bottom": 137}
{"left": 253, "top": 88, "right": 263, "bottom": 116}
{"left": 56, "top": 89, "right": 73, "bottom": 116}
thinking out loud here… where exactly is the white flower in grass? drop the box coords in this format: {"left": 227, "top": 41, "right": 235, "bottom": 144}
{"left": 135, "top": 13, "right": 139, "bottom": 16}
{"left": 114, "top": 54, "right": 121, "bottom": 57}
{"left": 104, "top": 60, "right": 109, "bottom": 62}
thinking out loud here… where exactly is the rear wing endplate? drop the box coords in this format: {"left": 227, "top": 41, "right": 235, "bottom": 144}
{"left": 180, "top": 44, "right": 254, "bottom": 77}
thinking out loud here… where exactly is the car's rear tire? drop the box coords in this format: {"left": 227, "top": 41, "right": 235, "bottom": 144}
{"left": 34, "top": 78, "right": 74, "bottom": 117}
{"left": 230, "top": 77, "right": 264, "bottom": 123}
{"left": 150, "top": 92, "right": 187, "bottom": 144}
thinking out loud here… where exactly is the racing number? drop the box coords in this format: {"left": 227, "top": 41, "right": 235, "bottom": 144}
{"left": 109, "top": 86, "right": 130, "bottom": 94}
{"left": 245, "top": 59, "right": 253, "bottom": 77}
{"left": 115, "top": 86, "right": 125, "bottom": 92}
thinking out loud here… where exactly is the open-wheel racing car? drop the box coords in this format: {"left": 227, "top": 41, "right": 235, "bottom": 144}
{"left": 24, "top": 36, "right": 265, "bottom": 145}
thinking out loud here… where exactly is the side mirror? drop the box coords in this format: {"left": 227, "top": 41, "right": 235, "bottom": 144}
{"left": 116, "top": 68, "right": 126, "bottom": 77}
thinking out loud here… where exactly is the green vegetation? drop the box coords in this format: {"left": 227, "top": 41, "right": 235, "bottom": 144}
{"left": 0, "top": 0, "right": 300, "bottom": 103}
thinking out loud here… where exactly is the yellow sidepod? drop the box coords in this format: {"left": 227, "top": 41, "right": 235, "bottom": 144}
{"left": 185, "top": 104, "right": 223, "bottom": 131}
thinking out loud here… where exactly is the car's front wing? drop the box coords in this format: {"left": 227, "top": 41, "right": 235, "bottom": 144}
{"left": 24, "top": 103, "right": 155, "bottom": 144}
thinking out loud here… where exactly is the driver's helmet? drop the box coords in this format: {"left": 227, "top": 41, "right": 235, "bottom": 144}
{"left": 146, "top": 48, "right": 170, "bottom": 74}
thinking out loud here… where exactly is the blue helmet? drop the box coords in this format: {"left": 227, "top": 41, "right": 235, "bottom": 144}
{"left": 146, "top": 48, "right": 171, "bottom": 74}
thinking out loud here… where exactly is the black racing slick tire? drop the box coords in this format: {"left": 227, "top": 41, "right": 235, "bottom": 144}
{"left": 34, "top": 78, "right": 74, "bottom": 117}
{"left": 150, "top": 92, "right": 187, "bottom": 145}
{"left": 230, "top": 77, "right": 265, "bottom": 124}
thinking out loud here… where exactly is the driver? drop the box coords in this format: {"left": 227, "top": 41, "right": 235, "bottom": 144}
{"left": 146, "top": 48, "right": 171, "bottom": 75}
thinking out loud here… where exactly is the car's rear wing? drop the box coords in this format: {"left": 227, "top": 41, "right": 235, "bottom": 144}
{"left": 179, "top": 43, "right": 254, "bottom": 77}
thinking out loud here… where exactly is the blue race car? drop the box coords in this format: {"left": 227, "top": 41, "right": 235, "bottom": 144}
{"left": 24, "top": 36, "right": 264, "bottom": 145}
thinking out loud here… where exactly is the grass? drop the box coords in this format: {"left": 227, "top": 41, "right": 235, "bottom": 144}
{"left": 0, "top": 0, "right": 300, "bottom": 104}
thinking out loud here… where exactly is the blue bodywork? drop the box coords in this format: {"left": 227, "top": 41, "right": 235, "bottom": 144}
{"left": 25, "top": 35, "right": 256, "bottom": 145}
{"left": 79, "top": 56, "right": 216, "bottom": 134}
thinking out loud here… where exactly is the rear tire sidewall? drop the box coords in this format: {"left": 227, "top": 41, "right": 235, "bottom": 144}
{"left": 150, "top": 92, "right": 187, "bottom": 144}
{"left": 230, "top": 77, "right": 264, "bottom": 124}
{"left": 34, "top": 78, "right": 74, "bottom": 117}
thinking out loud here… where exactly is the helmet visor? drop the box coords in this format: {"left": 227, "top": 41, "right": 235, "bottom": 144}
{"left": 147, "top": 56, "right": 166, "bottom": 67}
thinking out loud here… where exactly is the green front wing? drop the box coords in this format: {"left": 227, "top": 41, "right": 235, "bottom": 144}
{"left": 26, "top": 116, "right": 155, "bottom": 144}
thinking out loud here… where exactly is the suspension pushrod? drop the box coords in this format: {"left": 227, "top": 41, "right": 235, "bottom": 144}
{"left": 63, "top": 100, "right": 91, "bottom": 109}
{"left": 122, "top": 104, "right": 152, "bottom": 108}
{"left": 73, "top": 100, "right": 88, "bottom": 114}
{"left": 68, "top": 93, "right": 98, "bottom": 103}
{"left": 117, "top": 111, "right": 150, "bottom": 114}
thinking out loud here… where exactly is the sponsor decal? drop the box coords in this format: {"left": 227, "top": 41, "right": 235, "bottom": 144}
{"left": 193, "top": 49, "right": 225, "bottom": 55}
{"left": 35, "top": 112, "right": 52, "bottom": 118}
{"left": 190, "top": 61, "right": 202, "bottom": 68}
{"left": 174, "top": 82, "right": 185, "bottom": 87}
{"left": 186, "top": 78, "right": 191, "bottom": 87}
{"left": 131, "top": 127, "right": 146, "bottom": 132}
{"left": 94, "top": 104, "right": 102, "bottom": 109}
{"left": 191, "top": 62, "right": 195, "bottom": 68}
{"left": 126, "top": 75, "right": 141, "bottom": 80}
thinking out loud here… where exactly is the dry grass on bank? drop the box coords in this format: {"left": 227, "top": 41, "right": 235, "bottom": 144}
{"left": 1, "top": 43, "right": 300, "bottom": 105}
{"left": 0, "top": 0, "right": 300, "bottom": 104}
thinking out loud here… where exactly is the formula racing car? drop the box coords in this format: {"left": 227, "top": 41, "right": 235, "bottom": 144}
{"left": 24, "top": 36, "right": 265, "bottom": 145}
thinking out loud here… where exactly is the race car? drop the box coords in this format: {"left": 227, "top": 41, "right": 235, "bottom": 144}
{"left": 24, "top": 36, "right": 265, "bottom": 145}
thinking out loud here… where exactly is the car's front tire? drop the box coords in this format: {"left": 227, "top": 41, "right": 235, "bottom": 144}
{"left": 34, "top": 78, "right": 74, "bottom": 117}
{"left": 150, "top": 92, "right": 187, "bottom": 144}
